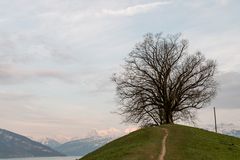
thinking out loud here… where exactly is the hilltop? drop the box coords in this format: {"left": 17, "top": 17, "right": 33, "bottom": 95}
{"left": 80, "top": 125, "right": 240, "bottom": 160}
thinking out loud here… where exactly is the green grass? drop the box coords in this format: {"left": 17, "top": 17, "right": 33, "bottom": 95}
{"left": 81, "top": 127, "right": 164, "bottom": 160}
{"left": 80, "top": 125, "right": 240, "bottom": 160}
{"left": 165, "top": 125, "right": 240, "bottom": 160}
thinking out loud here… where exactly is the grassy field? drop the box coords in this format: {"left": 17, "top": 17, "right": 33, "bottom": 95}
{"left": 80, "top": 125, "right": 240, "bottom": 160}
{"left": 80, "top": 127, "right": 164, "bottom": 160}
{"left": 165, "top": 125, "right": 240, "bottom": 160}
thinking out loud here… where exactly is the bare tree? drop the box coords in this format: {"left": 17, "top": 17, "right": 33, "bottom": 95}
{"left": 112, "top": 33, "right": 217, "bottom": 126}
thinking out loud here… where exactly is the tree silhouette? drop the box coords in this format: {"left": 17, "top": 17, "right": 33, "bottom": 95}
{"left": 112, "top": 33, "right": 217, "bottom": 126}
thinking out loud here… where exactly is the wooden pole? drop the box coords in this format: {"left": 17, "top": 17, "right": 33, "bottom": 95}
{"left": 214, "top": 107, "right": 217, "bottom": 133}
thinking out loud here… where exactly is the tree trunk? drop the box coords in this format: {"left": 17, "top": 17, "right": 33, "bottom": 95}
{"left": 165, "top": 111, "right": 173, "bottom": 124}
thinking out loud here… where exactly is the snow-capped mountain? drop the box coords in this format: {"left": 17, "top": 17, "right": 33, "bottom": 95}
{"left": 34, "top": 127, "right": 137, "bottom": 156}
{"left": 217, "top": 123, "right": 240, "bottom": 138}
{"left": 224, "top": 130, "right": 240, "bottom": 138}
{"left": 54, "top": 136, "right": 113, "bottom": 156}
{"left": 40, "top": 138, "right": 62, "bottom": 149}
{"left": 202, "top": 123, "right": 240, "bottom": 138}
{"left": 0, "top": 128, "right": 65, "bottom": 158}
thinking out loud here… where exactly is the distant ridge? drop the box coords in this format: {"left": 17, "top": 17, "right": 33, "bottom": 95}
{"left": 40, "top": 137, "right": 62, "bottom": 148}
{"left": 54, "top": 136, "right": 113, "bottom": 156}
{"left": 0, "top": 128, "right": 65, "bottom": 158}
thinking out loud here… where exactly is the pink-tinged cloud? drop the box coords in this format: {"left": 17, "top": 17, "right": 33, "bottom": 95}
{"left": 0, "top": 64, "right": 71, "bottom": 83}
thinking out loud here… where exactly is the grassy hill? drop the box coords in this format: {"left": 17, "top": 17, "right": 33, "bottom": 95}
{"left": 80, "top": 125, "right": 240, "bottom": 160}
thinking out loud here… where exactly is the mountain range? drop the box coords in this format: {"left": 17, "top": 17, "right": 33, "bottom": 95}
{"left": 223, "top": 129, "right": 240, "bottom": 138}
{"left": 203, "top": 123, "right": 240, "bottom": 138}
{"left": 40, "top": 138, "right": 62, "bottom": 149}
{"left": 0, "top": 128, "right": 65, "bottom": 158}
{"left": 40, "top": 136, "right": 113, "bottom": 156}
{"left": 38, "top": 124, "right": 240, "bottom": 157}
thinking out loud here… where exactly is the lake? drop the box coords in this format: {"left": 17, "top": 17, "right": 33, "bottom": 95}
{"left": 0, "top": 157, "right": 81, "bottom": 160}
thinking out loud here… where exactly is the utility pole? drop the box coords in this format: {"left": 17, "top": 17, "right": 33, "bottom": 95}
{"left": 214, "top": 107, "right": 217, "bottom": 133}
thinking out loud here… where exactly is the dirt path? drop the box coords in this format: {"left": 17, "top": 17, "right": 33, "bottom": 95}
{"left": 159, "top": 128, "right": 168, "bottom": 160}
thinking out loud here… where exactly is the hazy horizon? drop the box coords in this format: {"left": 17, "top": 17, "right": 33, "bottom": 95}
{"left": 0, "top": 0, "right": 240, "bottom": 142}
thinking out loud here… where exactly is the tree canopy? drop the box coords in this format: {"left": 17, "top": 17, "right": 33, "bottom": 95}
{"left": 112, "top": 33, "right": 217, "bottom": 126}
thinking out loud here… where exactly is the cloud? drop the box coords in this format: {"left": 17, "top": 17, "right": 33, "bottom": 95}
{"left": 211, "top": 71, "right": 240, "bottom": 108}
{"left": 124, "top": 127, "right": 138, "bottom": 134}
{"left": 87, "top": 126, "right": 138, "bottom": 138}
{"left": 205, "top": 123, "right": 240, "bottom": 132}
{"left": 0, "top": 91, "right": 35, "bottom": 101}
{"left": 0, "top": 64, "right": 70, "bottom": 84}
{"left": 93, "top": 128, "right": 121, "bottom": 137}
{"left": 215, "top": 0, "right": 230, "bottom": 6}
{"left": 196, "top": 107, "right": 240, "bottom": 128}
{"left": 100, "top": 1, "right": 171, "bottom": 16}
{"left": 179, "top": 0, "right": 231, "bottom": 8}
{"left": 0, "top": 32, "right": 74, "bottom": 64}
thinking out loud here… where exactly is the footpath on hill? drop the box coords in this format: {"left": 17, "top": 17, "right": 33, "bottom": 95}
{"left": 159, "top": 128, "right": 168, "bottom": 160}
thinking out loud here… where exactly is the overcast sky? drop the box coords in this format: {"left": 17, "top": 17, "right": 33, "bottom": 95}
{"left": 0, "top": 0, "right": 240, "bottom": 141}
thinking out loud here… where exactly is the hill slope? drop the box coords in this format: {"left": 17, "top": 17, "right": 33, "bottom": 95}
{"left": 0, "top": 129, "right": 65, "bottom": 158}
{"left": 80, "top": 125, "right": 240, "bottom": 160}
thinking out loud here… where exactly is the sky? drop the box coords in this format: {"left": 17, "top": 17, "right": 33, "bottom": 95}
{"left": 0, "top": 0, "right": 240, "bottom": 142}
